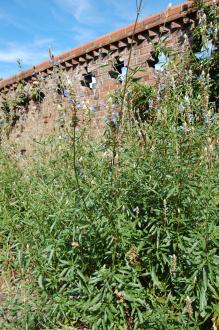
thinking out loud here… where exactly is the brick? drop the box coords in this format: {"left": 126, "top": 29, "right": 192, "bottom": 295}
{"left": 0, "top": 0, "right": 218, "bottom": 151}
{"left": 140, "top": 47, "right": 150, "bottom": 56}
{"left": 135, "top": 55, "right": 147, "bottom": 65}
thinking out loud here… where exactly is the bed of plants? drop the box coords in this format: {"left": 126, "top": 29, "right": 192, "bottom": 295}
{"left": 0, "top": 1, "right": 218, "bottom": 329}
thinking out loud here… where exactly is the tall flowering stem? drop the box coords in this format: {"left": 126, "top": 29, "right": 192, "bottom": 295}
{"left": 65, "top": 89, "right": 89, "bottom": 214}
{"left": 120, "top": 0, "right": 143, "bottom": 129}
{"left": 109, "top": 0, "right": 143, "bottom": 182}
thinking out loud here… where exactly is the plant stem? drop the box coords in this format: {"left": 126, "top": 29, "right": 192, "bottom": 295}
{"left": 72, "top": 115, "right": 88, "bottom": 214}
{"left": 120, "top": 0, "right": 143, "bottom": 129}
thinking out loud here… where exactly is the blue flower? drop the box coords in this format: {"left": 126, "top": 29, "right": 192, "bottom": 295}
{"left": 67, "top": 98, "right": 75, "bottom": 105}
{"left": 133, "top": 206, "right": 139, "bottom": 214}
{"left": 111, "top": 118, "right": 117, "bottom": 125}
{"left": 51, "top": 60, "right": 58, "bottom": 66}
{"left": 111, "top": 111, "right": 120, "bottom": 126}
{"left": 203, "top": 112, "right": 209, "bottom": 124}
{"left": 112, "top": 111, "right": 119, "bottom": 118}
{"left": 149, "top": 100, "right": 153, "bottom": 108}
{"left": 76, "top": 102, "right": 81, "bottom": 109}
{"left": 91, "top": 106, "right": 97, "bottom": 113}
{"left": 179, "top": 104, "right": 185, "bottom": 111}
{"left": 63, "top": 89, "right": 69, "bottom": 97}
{"left": 188, "top": 113, "right": 194, "bottom": 123}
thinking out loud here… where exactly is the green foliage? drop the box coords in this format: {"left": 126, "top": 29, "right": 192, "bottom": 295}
{"left": 111, "top": 82, "right": 155, "bottom": 123}
{"left": 191, "top": 1, "right": 219, "bottom": 109}
{"left": 0, "top": 69, "right": 218, "bottom": 329}
{"left": 0, "top": 97, "right": 10, "bottom": 122}
{"left": 0, "top": 97, "right": 19, "bottom": 128}
{"left": 29, "top": 84, "right": 45, "bottom": 103}
{"left": 12, "top": 82, "right": 29, "bottom": 108}
{"left": 0, "top": 2, "right": 218, "bottom": 329}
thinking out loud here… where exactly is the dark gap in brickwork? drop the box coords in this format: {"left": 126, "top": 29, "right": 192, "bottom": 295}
{"left": 81, "top": 72, "right": 96, "bottom": 89}
{"left": 109, "top": 58, "right": 127, "bottom": 83}
{"left": 147, "top": 53, "right": 159, "bottom": 68}
{"left": 114, "top": 59, "right": 124, "bottom": 74}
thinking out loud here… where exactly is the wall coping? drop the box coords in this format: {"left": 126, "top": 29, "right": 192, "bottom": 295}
{"left": 0, "top": 0, "right": 217, "bottom": 90}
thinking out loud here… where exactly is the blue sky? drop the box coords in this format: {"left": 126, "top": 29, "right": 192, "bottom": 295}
{"left": 0, "top": 0, "right": 182, "bottom": 79}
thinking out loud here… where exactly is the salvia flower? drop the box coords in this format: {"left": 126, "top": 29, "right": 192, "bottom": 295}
{"left": 203, "top": 111, "right": 209, "bottom": 124}
{"left": 179, "top": 104, "right": 185, "bottom": 112}
{"left": 112, "top": 111, "right": 119, "bottom": 118}
{"left": 148, "top": 99, "right": 154, "bottom": 108}
{"left": 91, "top": 106, "right": 97, "bottom": 113}
{"left": 133, "top": 206, "right": 139, "bottom": 215}
{"left": 63, "top": 89, "right": 70, "bottom": 97}
{"left": 188, "top": 113, "right": 194, "bottom": 124}
{"left": 51, "top": 60, "right": 58, "bottom": 66}
{"left": 111, "top": 111, "right": 120, "bottom": 126}
{"left": 76, "top": 101, "right": 81, "bottom": 108}
{"left": 24, "top": 85, "right": 29, "bottom": 92}
{"left": 67, "top": 98, "right": 75, "bottom": 105}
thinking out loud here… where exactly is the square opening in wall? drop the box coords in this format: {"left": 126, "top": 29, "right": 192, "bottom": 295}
{"left": 81, "top": 73, "right": 96, "bottom": 89}
{"left": 148, "top": 52, "right": 169, "bottom": 71}
{"left": 109, "top": 58, "right": 127, "bottom": 82}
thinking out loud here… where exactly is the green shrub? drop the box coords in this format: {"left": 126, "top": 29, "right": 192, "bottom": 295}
{"left": 0, "top": 77, "right": 218, "bottom": 329}
{"left": 0, "top": 2, "right": 218, "bottom": 329}
{"left": 12, "top": 83, "right": 29, "bottom": 108}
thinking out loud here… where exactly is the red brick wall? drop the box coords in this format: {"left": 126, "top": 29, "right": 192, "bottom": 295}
{"left": 0, "top": 0, "right": 217, "bottom": 154}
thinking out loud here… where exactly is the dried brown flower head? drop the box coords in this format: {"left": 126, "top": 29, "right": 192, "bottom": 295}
{"left": 127, "top": 245, "right": 139, "bottom": 265}
{"left": 71, "top": 241, "right": 79, "bottom": 249}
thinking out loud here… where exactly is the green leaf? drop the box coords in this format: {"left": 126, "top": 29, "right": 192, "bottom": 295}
{"left": 89, "top": 302, "right": 102, "bottom": 312}
{"left": 38, "top": 274, "right": 44, "bottom": 290}
{"left": 77, "top": 270, "right": 87, "bottom": 283}
{"left": 199, "top": 287, "right": 207, "bottom": 315}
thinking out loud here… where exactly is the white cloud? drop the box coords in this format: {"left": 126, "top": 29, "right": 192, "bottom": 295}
{"left": 54, "top": 0, "right": 90, "bottom": 22}
{"left": 0, "top": 38, "right": 56, "bottom": 66}
{"left": 0, "top": 7, "right": 29, "bottom": 32}
{"left": 0, "top": 47, "right": 46, "bottom": 66}
{"left": 33, "top": 37, "right": 54, "bottom": 48}
{"left": 72, "top": 26, "right": 98, "bottom": 44}
{"left": 55, "top": 0, "right": 145, "bottom": 25}
{"left": 105, "top": 0, "right": 148, "bottom": 23}
{"left": 54, "top": 0, "right": 104, "bottom": 24}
